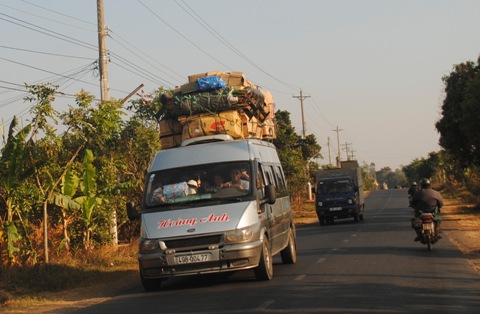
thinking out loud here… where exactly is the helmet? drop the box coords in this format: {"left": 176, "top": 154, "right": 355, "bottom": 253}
{"left": 412, "top": 181, "right": 417, "bottom": 186}
{"left": 420, "top": 178, "right": 431, "bottom": 188}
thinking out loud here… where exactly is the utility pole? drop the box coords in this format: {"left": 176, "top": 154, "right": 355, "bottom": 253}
{"left": 350, "top": 148, "right": 356, "bottom": 160}
{"left": 97, "top": 0, "right": 117, "bottom": 248}
{"left": 97, "top": 0, "right": 109, "bottom": 101}
{"left": 292, "top": 89, "right": 310, "bottom": 139}
{"left": 327, "top": 136, "right": 332, "bottom": 165}
{"left": 341, "top": 142, "right": 352, "bottom": 161}
{"left": 332, "top": 126, "right": 343, "bottom": 167}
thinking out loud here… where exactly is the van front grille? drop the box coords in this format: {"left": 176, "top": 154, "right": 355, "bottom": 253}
{"left": 164, "top": 234, "right": 223, "bottom": 250}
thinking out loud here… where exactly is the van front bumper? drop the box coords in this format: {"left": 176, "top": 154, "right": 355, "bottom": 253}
{"left": 139, "top": 239, "right": 263, "bottom": 279}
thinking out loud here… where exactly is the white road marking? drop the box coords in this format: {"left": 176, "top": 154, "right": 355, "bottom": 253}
{"left": 317, "top": 257, "right": 326, "bottom": 263}
{"left": 257, "top": 299, "right": 275, "bottom": 310}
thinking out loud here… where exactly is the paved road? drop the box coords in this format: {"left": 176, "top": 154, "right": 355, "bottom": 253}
{"left": 68, "top": 189, "right": 480, "bottom": 313}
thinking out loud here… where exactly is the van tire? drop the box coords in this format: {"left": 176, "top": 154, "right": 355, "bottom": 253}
{"left": 255, "top": 237, "right": 273, "bottom": 281}
{"left": 280, "top": 228, "right": 297, "bottom": 264}
{"left": 140, "top": 273, "right": 163, "bottom": 291}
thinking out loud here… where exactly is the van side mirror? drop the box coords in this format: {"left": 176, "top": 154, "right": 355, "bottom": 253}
{"left": 264, "top": 185, "right": 276, "bottom": 205}
{"left": 126, "top": 202, "right": 140, "bottom": 221}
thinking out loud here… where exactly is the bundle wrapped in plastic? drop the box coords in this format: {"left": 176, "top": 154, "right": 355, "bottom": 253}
{"left": 197, "top": 76, "right": 227, "bottom": 91}
{"left": 160, "top": 89, "right": 240, "bottom": 119}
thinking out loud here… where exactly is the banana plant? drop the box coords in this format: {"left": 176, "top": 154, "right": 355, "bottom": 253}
{"left": 0, "top": 117, "right": 31, "bottom": 265}
{"left": 52, "top": 169, "right": 81, "bottom": 251}
{"left": 74, "top": 149, "right": 102, "bottom": 249}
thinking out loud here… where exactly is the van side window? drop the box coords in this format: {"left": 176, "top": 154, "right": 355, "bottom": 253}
{"left": 264, "top": 166, "right": 275, "bottom": 186}
{"left": 256, "top": 165, "right": 266, "bottom": 209}
{"left": 273, "top": 166, "right": 287, "bottom": 192}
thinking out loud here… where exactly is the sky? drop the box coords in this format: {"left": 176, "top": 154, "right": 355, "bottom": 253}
{"left": 1, "top": 0, "right": 479, "bottom": 170}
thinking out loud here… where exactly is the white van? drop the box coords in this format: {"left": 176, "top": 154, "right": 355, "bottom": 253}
{"left": 127, "top": 135, "right": 297, "bottom": 290}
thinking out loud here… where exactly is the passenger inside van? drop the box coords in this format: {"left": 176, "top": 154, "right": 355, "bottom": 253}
{"left": 224, "top": 168, "right": 250, "bottom": 190}
{"left": 187, "top": 180, "right": 199, "bottom": 195}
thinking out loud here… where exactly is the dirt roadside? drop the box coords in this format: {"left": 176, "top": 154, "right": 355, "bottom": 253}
{"left": 1, "top": 198, "right": 479, "bottom": 313}
{"left": 441, "top": 199, "right": 480, "bottom": 272}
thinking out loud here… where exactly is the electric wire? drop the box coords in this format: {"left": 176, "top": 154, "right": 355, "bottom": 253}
{"left": 175, "top": 0, "right": 300, "bottom": 91}
{"left": 20, "top": 0, "right": 97, "bottom": 27}
{"left": 0, "top": 13, "right": 97, "bottom": 51}
{"left": 108, "top": 30, "right": 185, "bottom": 84}
{"left": 0, "top": 45, "right": 94, "bottom": 60}
{"left": 107, "top": 40, "right": 179, "bottom": 87}
{"left": 0, "top": 57, "right": 99, "bottom": 88}
{"left": 137, "top": 0, "right": 233, "bottom": 71}
{"left": 0, "top": 3, "right": 96, "bottom": 32}
{"left": 108, "top": 50, "right": 171, "bottom": 87}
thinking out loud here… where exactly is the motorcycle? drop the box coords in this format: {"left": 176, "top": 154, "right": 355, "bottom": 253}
{"left": 418, "top": 211, "right": 439, "bottom": 251}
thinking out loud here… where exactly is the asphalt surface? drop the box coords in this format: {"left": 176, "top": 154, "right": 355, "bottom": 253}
{"left": 58, "top": 189, "right": 480, "bottom": 313}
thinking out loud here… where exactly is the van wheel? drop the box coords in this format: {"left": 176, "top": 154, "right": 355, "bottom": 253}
{"left": 319, "top": 217, "right": 325, "bottom": 226}
{"left": 255, "top": 238, "right": 273, "bottom": 281}
{"left": 140, "top": 273, "right": 163, "bottom": 291}
{"left": 280, "top": 228, "right": 297, "bottom": 264}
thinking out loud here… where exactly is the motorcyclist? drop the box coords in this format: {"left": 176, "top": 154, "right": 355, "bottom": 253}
{"left": 410, "top": 178, "right": 443, "bottom": 241}
{"left": 407, "top": 181, "right": 418, "bottom": 197}
{"left": 407, "top": 181, "right": 418, "bottom": 206}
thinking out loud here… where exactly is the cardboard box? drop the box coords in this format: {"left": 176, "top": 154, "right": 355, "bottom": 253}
{"left": 160, "top": 119, "right": 183, "bottom": 137}
{"left": 262, "top": 118, "right": 276, "bottom": 139}
{"left": 181, "top": 111, "right": 244, "bottom": 140}
{"left": 188, "top": 71, "right": 223, "bottom": 83}
{"left": 239, "top": 113, "right": 263, "bottom": 139}
{"left": 160, "top": 133, "right": 183, "bottom": 149}
{"left": 187, "top": 71, "right": 256, "bottom": 89}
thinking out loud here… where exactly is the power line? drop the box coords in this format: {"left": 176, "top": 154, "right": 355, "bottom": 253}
{"left": 0, "top": 45, "right": 94, "bottom": 60}
{"left": 175, "top": 0, "right": 300, "bottom": 91}
{"left": 0, "top": 56, "right": 99, "bottom": 88}
{"left": 20, "top": 0, "right": 97, "bottom": 27}
{"left": 0, "top": 13, "right": 97, "bottom": 51}
{"left": 0, "top": 2, "right": 96, "bottom": 32}
{"left": 108, "top": 39, "right": 179, "bottom": 87}
{"left": 137, "top": 0, "right": 233, "bottom": 71}
{"left": 108, "top": 30, "right": 185, "bottom": 84}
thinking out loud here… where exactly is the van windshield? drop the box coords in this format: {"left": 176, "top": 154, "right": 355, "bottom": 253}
{"left": 145, "top": 161, "right": 252, "bottom": 207}
{"left": 317, "top": 179, "right": 353, "bottom": 194}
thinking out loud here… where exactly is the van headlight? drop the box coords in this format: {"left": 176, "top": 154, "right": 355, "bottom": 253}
{"left": 317, "top": 201, "right": 323, "bottom": 207}
{"left": 139, "top": 239, "right": 160, "bottom": 253}
{"left": 347, "top": 198, "right": 355, "bottom": 204}
{"left": 226, "top": 226, "right": 254, "bottom": 243}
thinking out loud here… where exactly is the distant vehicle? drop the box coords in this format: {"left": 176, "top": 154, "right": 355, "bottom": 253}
{"left": 314, "top": 160, "right": 365, "bottom": 225}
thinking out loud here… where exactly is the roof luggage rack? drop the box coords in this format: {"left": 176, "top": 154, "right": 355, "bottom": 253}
{"left": 181, "top": 134, "right": 234, "bottom": 146}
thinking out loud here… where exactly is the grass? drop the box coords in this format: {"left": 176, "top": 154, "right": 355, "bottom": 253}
{"left": 0, "top": 243, "right": 138, "bottom": 307}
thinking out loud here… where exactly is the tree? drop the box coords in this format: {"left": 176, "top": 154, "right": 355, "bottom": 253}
{"left": 436, "top": 59, "right": 480, "bottom": 168}
{"left": 273, "top": 110, "right": 321, "bottom": 201}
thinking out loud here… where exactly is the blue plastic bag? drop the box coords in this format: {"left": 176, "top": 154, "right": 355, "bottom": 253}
{"left": 197, "top": 76, "right": 226, "bottom": 91}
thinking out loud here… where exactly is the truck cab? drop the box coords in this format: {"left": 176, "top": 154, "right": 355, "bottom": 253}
{"left": 315, "top": 162, "right": 365, "bottom": 226}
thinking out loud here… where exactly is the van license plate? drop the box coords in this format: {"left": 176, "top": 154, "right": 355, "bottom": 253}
{"left": 330, "top": 207, "right": 342, "bottom": 211}
{"left": 176, "top": 253, "right": 211, "bottom": 264}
